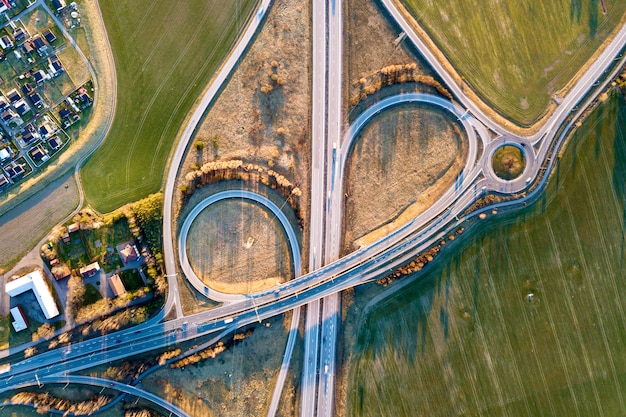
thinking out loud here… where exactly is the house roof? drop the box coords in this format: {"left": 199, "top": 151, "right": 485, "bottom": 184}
{"left": 48, "top": 136, "right": 62, "bottom": 150}
{"left": 79, "top": 261, "right": 101, "bottom": 278}
{"left": 49, "top": 55, "right": 63, "bottom": 72}
{"left": 59, "top": 108, "right": 71, "bottom": 119}
{"left": 108, "top": 274, "right": 127, "bottom": 297}
{"left": 43, "top": 29, "right": 56, "bottom": 43}
{"left": 67, "top": 223, "right": 79, "bottom": 233}
{"left": 0, "top": 148, "right": 10, "bottom": 160}
{"left": 32, "top": 35, "right": 45, "bottom": 50}
{"left": 13, "top": 28, "right": 25, "bottom": 41}
{"left": 119, "top": 243, "right": 139, "bottom": 264}
{"left": 6, "top": 89, "right": 20, "bottom": 103}
{"left": 21, "top": 41, "right": 34, "bottom": 54}
{"left": 21, "top": 83, "right": 33, "bottom": 95}
{"left": 1, "top": 109, "right": 13, "bottom": 121}
{"left": 29, "top": 92, "right": 42, "bottom": 106}
{"left": 30, "top": 146, "right": 45, "bottom": 160}
{"left": 15, "top": 99, "right": 29, "bottom": 115}
{"left": 6, "top": 270, "right": 59, "bottom": 320}
{"left": 0, "top": 174, "right": 8, "bottom": 187}
{"left": 10, "top": 307, "right": 27, "bottom": 332}
{"left": 0, "top": 35, "right": 13, "bottom": 50}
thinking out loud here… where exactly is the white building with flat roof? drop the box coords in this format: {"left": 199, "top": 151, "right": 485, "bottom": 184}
{"left": 9, "top": 307, "right": 27, "bottom": 332}
{"left": 6, "top": 270, "right": 59, "bottom": 320}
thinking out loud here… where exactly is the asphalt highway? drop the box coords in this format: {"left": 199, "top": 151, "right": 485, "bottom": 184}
{"left": 2, "top": 1, "right": 625, "bottom": 415}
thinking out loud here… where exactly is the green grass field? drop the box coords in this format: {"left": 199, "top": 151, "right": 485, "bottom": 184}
{"left": 401, "top": 0, "right": 626, "bottom": 125}
{"left": 81, "top": 0, "right": 256, "bottom": 212}
{"left": 348, "top": 92, "right": 626, "bottom": 416}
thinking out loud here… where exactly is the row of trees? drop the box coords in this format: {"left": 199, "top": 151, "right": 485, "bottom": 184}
{"left": 181, "top": 160, "right": 303, "bottom": 225}
{"left": 351, "top": 63, "right": 453, "bottom": 106}
{"left": 9, "top": 391, "right": 110, "bottom": 416}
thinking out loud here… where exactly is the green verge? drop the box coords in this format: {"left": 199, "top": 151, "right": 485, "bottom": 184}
{"left": 81, "top": 0, "right": 256, "bottom": 213}
{"left": 401, "top": 0, "right": 626, "bottom": 125}
{"left": 348, "top": 92, "right": 626, "bottom": 416}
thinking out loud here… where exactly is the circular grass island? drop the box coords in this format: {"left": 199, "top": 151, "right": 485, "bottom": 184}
{"left": 492, "top": 145, "right": 526, "bottom": 180}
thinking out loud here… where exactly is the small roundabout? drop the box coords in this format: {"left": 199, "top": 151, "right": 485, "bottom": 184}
{"left": 178, "top": 189, "right": 302, "bottom": 302}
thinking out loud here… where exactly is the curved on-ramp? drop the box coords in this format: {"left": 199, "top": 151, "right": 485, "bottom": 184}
{"left": 178, "top": 189, "right": 302, "bottom": 303}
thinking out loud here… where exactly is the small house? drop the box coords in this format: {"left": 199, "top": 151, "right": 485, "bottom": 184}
{"left": 108, "top": 274, "right": 127, "bottom": 297}
{"left": 51, "top": 264, "right": 71, "bottom": 280}
{"left": 0, "top": 173, "right": 9, "bottom": 188}
{"left": 67, "top": 223, "right": 79, "bottom": 233}
{"left": 13, "top": 27, "right": 25, "bottom": 42}
{"left": 48, "top": 136, "right": 62, "bottom": 150}
{"left": 79, "top": 262, "right": 101, "bottom": 279}
{"left": 119, "top": 243, "right": 140, "bottom": 265}
{"left": 20, "top": 83, "right": 33, "bottom": 96}
{"left": 43, "top": 29, "right": 56, "bottom": 43}
{"left": 5, "top": 162, "right": 24, "bottom": 178}
{"left": 14, "top": 98, "right": 30, "bottom": 115}
{"left": 33, "top": 70, "right": 47, "bottom": 84}
{"left": 1, "top": 109, "right": 13, "bottom": 122}
{"left": 21, "top": 41, "right": 34, "bottom": 54}
{"left": 29, "top": 92, "right": 43, "bottom": 108}
{"left": 29, "top": 145, "right": 46, "bottom": 162}
{"left": 59, "top": 108, "right": 71, "bottom": 119}
{"left": 0, "top": 35, "right": 13, "bottom": 50}
{"left": 51, "top": 0, "right": 66, "bottom": 12}
{"left": 48, "top": 55, "right": 63, "bottom": 75}
{"left": 0, "top": 147, "right": 10, "bottom": 161}
{"left": 6, "top": 89, "right": 20, "bottom": 104}
{"left": 32, "top": 35, "right": 46, "bottom": 54}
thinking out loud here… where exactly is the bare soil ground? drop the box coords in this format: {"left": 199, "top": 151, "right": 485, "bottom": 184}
{"left": 343, "top": 104, "right": 467, "bottom": 251}
{"left": 0, "top": 172, "right": 78, "bottom": 273}
{"left": 175, "top": 0, "right": 311, "bottom": 261}
{"left": 186, "top": 199, "right": 292, "bottom": 294}
{"left": 143, "top": 313, "right": 290, "bottom": 417}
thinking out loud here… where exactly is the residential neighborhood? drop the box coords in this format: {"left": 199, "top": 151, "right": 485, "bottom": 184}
{"left": 0, "top": 1, "right": 92, "bottom": 192}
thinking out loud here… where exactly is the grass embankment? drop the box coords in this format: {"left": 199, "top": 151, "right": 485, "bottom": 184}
{"left": 81, "top": 0, "right": 256, "bottom": 212}
{"left": 401, "top": 0, "right": 626, "bottom": 125}
{"left": 492, "top": 145, "right": 525, "bottom": 180}
{"left": 348, "top": 93, "right": 626, "bottom": 416}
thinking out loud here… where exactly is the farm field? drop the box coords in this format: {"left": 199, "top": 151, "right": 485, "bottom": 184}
{"left": 0, "top": 172, "right": 78, "bottom": 272}
{"left": 347, "top": 92, "right": 626, "bottom": 416}
{"left": 81, "top": 0, "right": 256, "bottom": 212}
{"left": 400, "top": 0, "right": 626, "bottom": 125}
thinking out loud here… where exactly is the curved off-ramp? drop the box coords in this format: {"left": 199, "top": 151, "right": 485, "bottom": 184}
{"left": 178, "top": 189, "right": 302, "bottom": 303}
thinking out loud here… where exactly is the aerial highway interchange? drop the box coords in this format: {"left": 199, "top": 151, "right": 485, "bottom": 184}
{"left": 1, "top": 0, "right": 626, "bottom": 416}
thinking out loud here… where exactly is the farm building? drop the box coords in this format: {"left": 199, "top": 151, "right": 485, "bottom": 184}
{"left": 5, "top": 270, "right": 59, "bottom": 320}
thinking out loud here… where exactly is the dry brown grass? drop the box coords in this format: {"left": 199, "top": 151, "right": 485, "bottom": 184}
{"left": 344, "top": 0, "right": 438, "bottom": 122}
{"left": 186, "top": 199, "right": 292, "bottom": 294}
{"left": 343, "top": 104, "right": 467, "bottom": 251}
{"left": 143, "top": 314, "right": 291, "bottom": 417}
{"left": 176, "top": 0, "right": 312, "bottom": 258}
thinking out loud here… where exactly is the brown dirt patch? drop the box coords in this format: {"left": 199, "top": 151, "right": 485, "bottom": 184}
{"left": 186, "top": 199, "right": 292, "bottom": 294}
{"left": 343, "top": 103, "right": 467, "bottom": 251}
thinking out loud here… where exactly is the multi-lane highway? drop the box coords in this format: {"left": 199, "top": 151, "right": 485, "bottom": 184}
{"left": 2, "top": 1, "right": 625, "bottom": 416}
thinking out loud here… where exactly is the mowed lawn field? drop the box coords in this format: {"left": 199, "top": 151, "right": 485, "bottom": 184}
{"left": 401, "top": 0, "right": 626, "bottom": 125}
{"left": 348, "top": 93, "right": 626, "bottom": 416}
{"left": 81, "top": 0, "right": 256, "bottom": 212}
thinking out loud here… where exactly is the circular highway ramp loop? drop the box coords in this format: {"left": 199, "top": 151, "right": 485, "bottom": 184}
{"left": 178, "top": 189, "right": 302, "bottom": 302}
